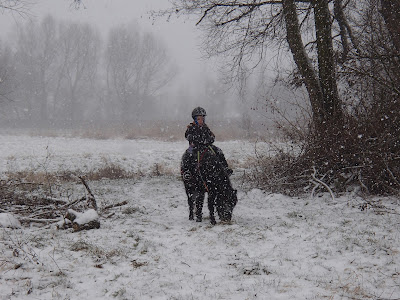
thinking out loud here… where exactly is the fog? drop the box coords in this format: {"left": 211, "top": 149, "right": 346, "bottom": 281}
{"left": 0, "top": 0, "right": 285, "bottom": 139}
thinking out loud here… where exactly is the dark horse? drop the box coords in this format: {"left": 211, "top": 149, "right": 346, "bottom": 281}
{"left": 181, "top": 145, "right": 238, "bottom": 225}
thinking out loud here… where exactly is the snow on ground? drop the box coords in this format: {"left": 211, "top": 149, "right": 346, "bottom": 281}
{"left": 0, "top": 135, "right": 270, "bottom": 176}
{"left": 0, "top": 213, "right": 21, "bottom": 229}
{"left": 1, "top": 134, "right": 400, "bottom": 300}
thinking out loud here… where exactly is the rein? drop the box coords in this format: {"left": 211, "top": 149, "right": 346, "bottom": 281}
{"left": 197, "top": 146, "right": 215, "bottom": 165}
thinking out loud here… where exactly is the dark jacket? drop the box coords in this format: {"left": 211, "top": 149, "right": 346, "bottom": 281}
{"left": 185, "top": 123, "right": 215, "bottom": 147}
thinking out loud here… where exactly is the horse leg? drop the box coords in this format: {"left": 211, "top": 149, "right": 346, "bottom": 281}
{"left": 193, "top": 190, "right": 205, "bottom": 222}
{"left": 183, "top": 181, "right": 195, "bottom": 220}
{"left": 188, "top": 193, "right": 194, "bottom": 220}
{"left": 221, "top": 187, "right": 238, "bottom": 223}
{"left": 215, "top": 180, "right": 238, "bottom": 223}
{"left": 208, "top": 191, "right": 217, "bottom": 225}
{"left": 215, "top": 193, "right": 225, "bottom": 221}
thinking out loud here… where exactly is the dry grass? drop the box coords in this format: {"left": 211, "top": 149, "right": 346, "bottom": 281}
{"left": 5, "top": 159, "right": 178, "bottom": 186}
{"left": 5, "top": 168, "right": 136, "bottom": 185}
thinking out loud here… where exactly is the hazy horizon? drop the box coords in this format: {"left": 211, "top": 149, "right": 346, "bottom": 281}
{"left": 0, "top": 0, "right": 214, "bottom": 85}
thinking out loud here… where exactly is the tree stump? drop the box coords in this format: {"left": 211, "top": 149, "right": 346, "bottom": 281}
{"left": 64, "top": 209, "right": 100, "bottom": 232}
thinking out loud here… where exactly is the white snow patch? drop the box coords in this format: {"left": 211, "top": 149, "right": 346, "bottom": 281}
{"left": 68, "top": 209, "right": 99, "bottom": 225}
{"left": 0, "top": 213, "right": 21, "bottom": 228}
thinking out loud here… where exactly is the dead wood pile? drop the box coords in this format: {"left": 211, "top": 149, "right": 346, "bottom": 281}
{"left": 0, "top": 176, "right": 126, "bottom": 231}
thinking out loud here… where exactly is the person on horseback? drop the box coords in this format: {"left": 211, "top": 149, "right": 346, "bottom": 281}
{"left": 181, "top": 107, "right": 233, "bottom": 222}
{"left": 185, "top": 106, "right": 215, "bottom": 149}
{"left": 185, "top": 106, "right": 232, "bottom": 175}
{"left": 185, "top": 107, "right": 232, "bottom": 173}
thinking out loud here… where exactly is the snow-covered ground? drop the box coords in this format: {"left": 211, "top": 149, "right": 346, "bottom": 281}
{"left": 1, "top": 134, "right": 400, "bottom": 300}
{"left": 0, "top": 135, "right": 269, "bottom": 176}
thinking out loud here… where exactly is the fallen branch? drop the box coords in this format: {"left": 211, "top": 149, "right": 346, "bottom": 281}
{"left": 43, "top": 197, "right": 68, "bottom": 204}
{"left": 19, "top": 217, "right": 60, "bottom": 224}
{"left": 103, "top": 201, "right": 128, "bottom": 210}
{"left": 78, "top": 176, "right": 97, "bottom": 210}
{"left": 311, "top": 166, "right": 335, "bottom": 201}
{"left": 62, "top": 196, "right": 86, "bottom": 209}
{"left": 104, "top": 212, "right": 115, "bottom": 219}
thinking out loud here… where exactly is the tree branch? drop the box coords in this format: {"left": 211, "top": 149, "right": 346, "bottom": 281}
{"left": 311, "top": 166, "right": 335, "bottom": 200}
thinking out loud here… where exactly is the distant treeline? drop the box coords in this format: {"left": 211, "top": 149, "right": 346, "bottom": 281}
{"left": 0, "top": 15, "right": 247, "bottom": 129}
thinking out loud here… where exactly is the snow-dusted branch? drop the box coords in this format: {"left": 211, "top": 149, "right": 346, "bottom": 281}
{"left": 310, "top": 166, "right": 335, "bottom": 201}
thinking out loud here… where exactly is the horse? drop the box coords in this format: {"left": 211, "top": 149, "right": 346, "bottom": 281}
{"left": 181, "top": 145, "right": 238, "bottom": 225}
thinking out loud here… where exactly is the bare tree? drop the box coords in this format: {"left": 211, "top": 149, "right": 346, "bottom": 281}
{"left": 380, "top": 0, "right": 400, "bottom": 52}
{"left": 13, "top": 15, "right": 59, "bottom": 123}
{"left": 156, "top": 0, "right": 350, "bottom": 134}
{"left": 0, "top": 0, "right": 31, "bottom": 16}
{"left": 0, "top": 0, "right": 80, "bottom": 14}
{"left": 105, "top": 24, "right": 175, "bottom": 123}
{"left": 0, "top": 40, "right": 16, "bottom": 105}
{"left": 156, "top": 0, "right": 400, "bottom": 195}
{"left": 333, "top": 0, "right": 400, "bottom": 193}
{"left": 70, "top": 0, "right": 85, "bottom": 9}
{"left": 56, "top": 21, "right": 100, "bottom": 124}
{"left": 340, "top": 0, "right": 400, "bottom": 108}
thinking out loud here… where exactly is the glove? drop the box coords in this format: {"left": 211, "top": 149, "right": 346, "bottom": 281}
{"left": 186, "top": 134, "right": 193, "bottom": 143}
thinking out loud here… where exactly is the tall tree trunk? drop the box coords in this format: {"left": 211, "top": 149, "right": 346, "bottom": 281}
{"left": 380, "top": 0, "right": 400, "bottom": 52}
{"left": 313, "top": 0, "right": 343, "bottom": 126}
{"left": 282, "top": 0, "right": 325, "bottom": 129}
{"left": 282, "top": 0, "right": 343, "bottom": 134}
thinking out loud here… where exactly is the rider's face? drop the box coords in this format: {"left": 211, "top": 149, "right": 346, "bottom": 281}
{"left": 196, "top": 115, "right": 204, "bottom": 126}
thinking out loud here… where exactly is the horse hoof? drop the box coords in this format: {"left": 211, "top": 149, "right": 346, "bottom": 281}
{"left": 210, "top": 219, "right": 216, "bottom": 225}
{"left": 196, "top": 217, "right": 202, "bottom": 222}
{"left": 220, "top": 220, "right": 232, "bottom": 225}
{"left": 189, "top": 214, "right": 194, "bottom": 220}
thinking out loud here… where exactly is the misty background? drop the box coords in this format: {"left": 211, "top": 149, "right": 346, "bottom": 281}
{"left": 0, "top": 0, "right": 291, "bottom": 139}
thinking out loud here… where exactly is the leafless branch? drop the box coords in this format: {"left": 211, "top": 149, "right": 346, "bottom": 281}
{"left": 0, "top": 0, "right": 33, "bottom": 18}
{"left": 310, "top": 166, "right": 335, "bottom": 200}
{"left": 103, "top": 201, "right": 128, "bottom": 211}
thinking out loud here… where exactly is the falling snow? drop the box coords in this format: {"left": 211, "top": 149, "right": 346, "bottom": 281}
{"left": 1, "top": 134, "right": 399, "bottom": 300}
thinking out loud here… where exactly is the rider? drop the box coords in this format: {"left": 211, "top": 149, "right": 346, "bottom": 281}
{"left": 181, "top": 107, "right": 232, "bottom": 222}
{"left": 185, "top": 107, "right": 214, "bottom": 150}
{"left": 185, "top": 106, "right": 232, "bottom": 175}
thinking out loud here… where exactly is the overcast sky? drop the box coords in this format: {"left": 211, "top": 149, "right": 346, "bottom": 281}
{"left": 0, "top": 0, "right": 215, "bottom": 85}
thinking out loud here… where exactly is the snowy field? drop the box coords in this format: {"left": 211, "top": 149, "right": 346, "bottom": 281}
{"left": 0, "top": 135, "right": 266, "bottom": 176}
{"left": 1, "top": 134, "right": 400, "bottom": 300}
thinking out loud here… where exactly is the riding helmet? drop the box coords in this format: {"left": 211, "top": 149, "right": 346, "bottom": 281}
{"left": 191, "top": 107, "right": 207, "bottom": 119}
